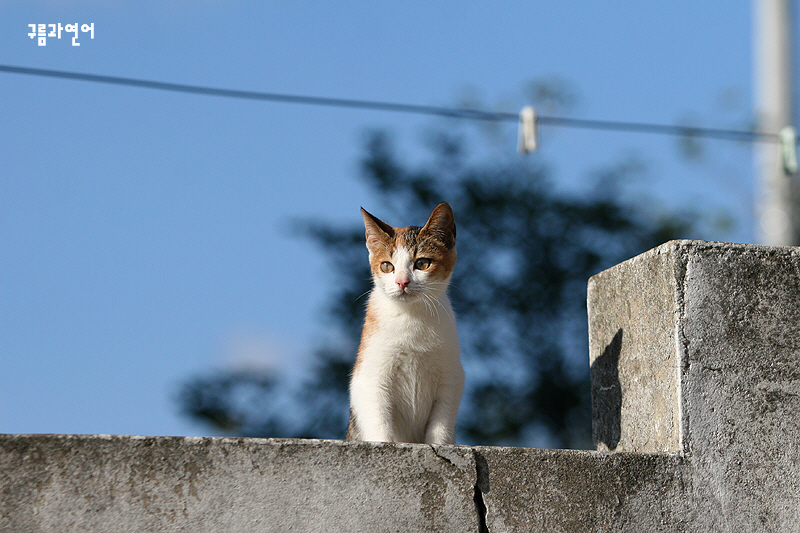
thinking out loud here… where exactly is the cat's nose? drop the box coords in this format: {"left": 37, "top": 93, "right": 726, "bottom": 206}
{"left": 396, "top": 277, "right": 410, "bottom": 290}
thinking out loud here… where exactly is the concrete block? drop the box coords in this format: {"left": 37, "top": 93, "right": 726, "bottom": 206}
{"left": 0, "top": 434, "right": 695, "bottom": 533}
{"left": 588, "top": 240, "right": 800, "bottom": 530}
{"left": 0, "top": 435, "right": 480, "bottom": 533}
{"left": 473, "top": 447, "right": 688, "bottom": 533}
{"left": 588, "top": 243, "right": 682, "bottom": 453}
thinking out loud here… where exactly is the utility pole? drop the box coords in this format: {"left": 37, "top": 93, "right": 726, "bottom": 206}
{"left": 755, "top": 0, "right": 797, "bottom": 245}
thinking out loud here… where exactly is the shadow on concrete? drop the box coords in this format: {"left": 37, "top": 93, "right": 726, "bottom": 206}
{"left": 590, "top": 328, "right": 623, "bottom": 450}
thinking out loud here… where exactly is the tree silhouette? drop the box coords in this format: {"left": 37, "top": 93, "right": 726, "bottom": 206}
{"left": 177, "top": 129, "right": 691, "bottom": 448}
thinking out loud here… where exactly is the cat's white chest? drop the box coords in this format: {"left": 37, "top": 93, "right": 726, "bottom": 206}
{"left": 350, "top": 291, "right": 463, "bottom": 444}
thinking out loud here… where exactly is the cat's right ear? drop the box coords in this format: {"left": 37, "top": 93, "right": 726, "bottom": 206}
{"left": 361, "top": 208, "right": 395, "bottom": 251}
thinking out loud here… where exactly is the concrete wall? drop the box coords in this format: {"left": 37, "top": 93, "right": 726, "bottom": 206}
{"left": 1, "top": 434, "right": 688, "bottom": 533}
{"left": 588, "top": 240, "right": 800, "bottom": 531}
{"left": 1, "top": 435, "right": 479, "bottom": 532}
{"left": 2, "top": 240, "right": 799, "bottom": 532}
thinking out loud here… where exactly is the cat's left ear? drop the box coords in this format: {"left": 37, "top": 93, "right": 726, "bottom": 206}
{"left": 421, "top": 203, "right": 456, "bottom": 249}
{"left": 361, "top": 208, "right": 395, "bottom": 252}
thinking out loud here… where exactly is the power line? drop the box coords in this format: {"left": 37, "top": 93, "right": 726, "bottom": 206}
{"left": 0, "top": 63, "right": 781, "bottom": 144}
{"left": 537, "top": 116, "right": 777, "bottom": 143}
{"left": 0, "top": 64, "right": 506, "bottom": 121}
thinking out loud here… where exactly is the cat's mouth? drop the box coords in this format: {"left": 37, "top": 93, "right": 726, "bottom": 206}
{"left": 392, "top": 287, "right": 415, "bottom": 299}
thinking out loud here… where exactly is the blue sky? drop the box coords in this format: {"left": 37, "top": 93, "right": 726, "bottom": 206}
{"left": 1, "top": 2, "right": 766, "bottom": 438}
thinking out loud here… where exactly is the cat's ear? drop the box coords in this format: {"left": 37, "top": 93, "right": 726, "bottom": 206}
{"left": 361, "top": 208, "right": 395, "bottom": 251}
{"left": 421, "top": 203, "right": 456, "bottom": 249}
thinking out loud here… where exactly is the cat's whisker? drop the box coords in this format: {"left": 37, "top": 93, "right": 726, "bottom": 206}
{"left": 418, "top": 291, "right": 438, "bottom": 322}
{"left": 431, "top": 296, "right": 445, "bottom": 324}
{"left": 417, "top": 287, "right": 448, "bottom": 324}
{"left": 352, "top": 289, "right": 372, "bottom": 304}
{"left": 446, "top": 282, "right": 463, "bottom": 294}
{"left": 432, "top": 294, "right": 449, "bottom": 323}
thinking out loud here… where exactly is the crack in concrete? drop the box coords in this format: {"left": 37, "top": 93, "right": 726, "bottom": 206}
{"left": 473, "top": 450, "right": 490, "bottom": 533}
{"left": 430, "top": 446, "right": 490, "bottom": 532}
{"left": 428, "top": 445, "right": 455, "bottom": 467}
{"left": 473, "top": 483, "right": 489, "bottom": 533}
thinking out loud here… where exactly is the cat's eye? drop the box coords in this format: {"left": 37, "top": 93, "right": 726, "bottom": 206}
{"left": 414, "top": 258, "right": 432, "bottom": 271}
{"left": 380, "top": 261, "right": 394, "bottom": 273}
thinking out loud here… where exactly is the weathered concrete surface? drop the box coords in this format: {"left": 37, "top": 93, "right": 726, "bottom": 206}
{"left": 473, "top": 447, "right": 688, "bottom": 533}
{"left": 1, "top": 434, "right": 689, "bottom": 533}
{"left": 0, "top": 435, "right": 479, "bottom": 533}
{"left": 589, "top": 240, "right": 800, "bottom": 531}
{"left": 588, "top": 243, "right": 682, "bottom": 453}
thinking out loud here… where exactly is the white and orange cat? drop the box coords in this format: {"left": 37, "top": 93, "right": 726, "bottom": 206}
{"left": 346, "top": 203, "right": 464, "bottom": 445}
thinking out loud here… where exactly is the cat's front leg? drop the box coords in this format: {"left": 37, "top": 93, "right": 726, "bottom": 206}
{"left": 354, "top": 409, "right": 394, "bottom": 443}
{"left": 349, "top": 381, "right": 395, "bottom": 442}
{"left": 424, "top": 383, "right": 463, "bottom": 445}
{"left": 424, "top": 411, "right": 457, "bottom": 444}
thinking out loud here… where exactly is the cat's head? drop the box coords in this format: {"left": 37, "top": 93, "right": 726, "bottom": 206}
{"left": 361, "top": 203, "right": 457, "bottom": 302}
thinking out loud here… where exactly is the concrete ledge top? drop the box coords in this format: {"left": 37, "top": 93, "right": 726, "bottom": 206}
{"left": 591, "top": 239, "right": 800, "bottom": 283}
{"left": 1, "top": 433, "right": 685, "bottom": 533}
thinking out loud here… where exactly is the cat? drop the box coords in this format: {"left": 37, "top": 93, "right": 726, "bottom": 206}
{"left": 346, "top": 203, "right": 464, "bottom": 445}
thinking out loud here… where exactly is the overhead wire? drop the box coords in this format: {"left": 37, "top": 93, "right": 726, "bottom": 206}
{"left": 0, "top": 64, "right": 782, "bottom": 144}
